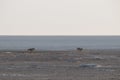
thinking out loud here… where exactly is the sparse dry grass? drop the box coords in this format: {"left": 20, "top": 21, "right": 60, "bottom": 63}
{"left": 0, "top": 49, "right": 120, "bottom": 80}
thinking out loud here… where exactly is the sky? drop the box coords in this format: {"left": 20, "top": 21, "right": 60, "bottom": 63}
{"left": 0, "top": 0, "right": 120, "bottom": 35}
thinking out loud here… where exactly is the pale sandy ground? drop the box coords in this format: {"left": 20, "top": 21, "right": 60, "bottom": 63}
{"left": 0, "top": 49, "right": 120, "bottom": 80}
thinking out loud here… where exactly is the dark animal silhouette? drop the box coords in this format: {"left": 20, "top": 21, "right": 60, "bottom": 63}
{"left": 76, "top": 48, "right": 83, "bottom": 51}
{"left": 27, "top": 48, "right": 35, "bottom": 53}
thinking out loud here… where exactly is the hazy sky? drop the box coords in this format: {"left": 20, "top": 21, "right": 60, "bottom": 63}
{"left": 0, "top": 0, "right": 120, "bottom": 35}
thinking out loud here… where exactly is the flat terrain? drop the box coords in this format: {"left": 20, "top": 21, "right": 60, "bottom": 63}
{"left": 0, "top": 49, "right": 120, "bottom": 80}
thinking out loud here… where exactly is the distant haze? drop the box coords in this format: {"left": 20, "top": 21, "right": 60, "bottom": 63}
{"left": 0, "top": 36, "right": 120, "bottom": 50}
{"left": 0, "top": 0, "right": 120, "bottom": 35}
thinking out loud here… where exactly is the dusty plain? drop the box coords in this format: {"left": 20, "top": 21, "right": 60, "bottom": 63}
{"left": 0, "top": 49, "right": 120, "bottom": 80}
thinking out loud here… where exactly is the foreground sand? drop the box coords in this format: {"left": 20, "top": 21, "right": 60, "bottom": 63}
{"left": 0, "top": 49, "right": 120, "bottom": 80}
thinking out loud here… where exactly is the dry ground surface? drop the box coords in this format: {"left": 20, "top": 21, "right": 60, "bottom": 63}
{"left": 0, "top": 49, "right": 120, "bottom": 80}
